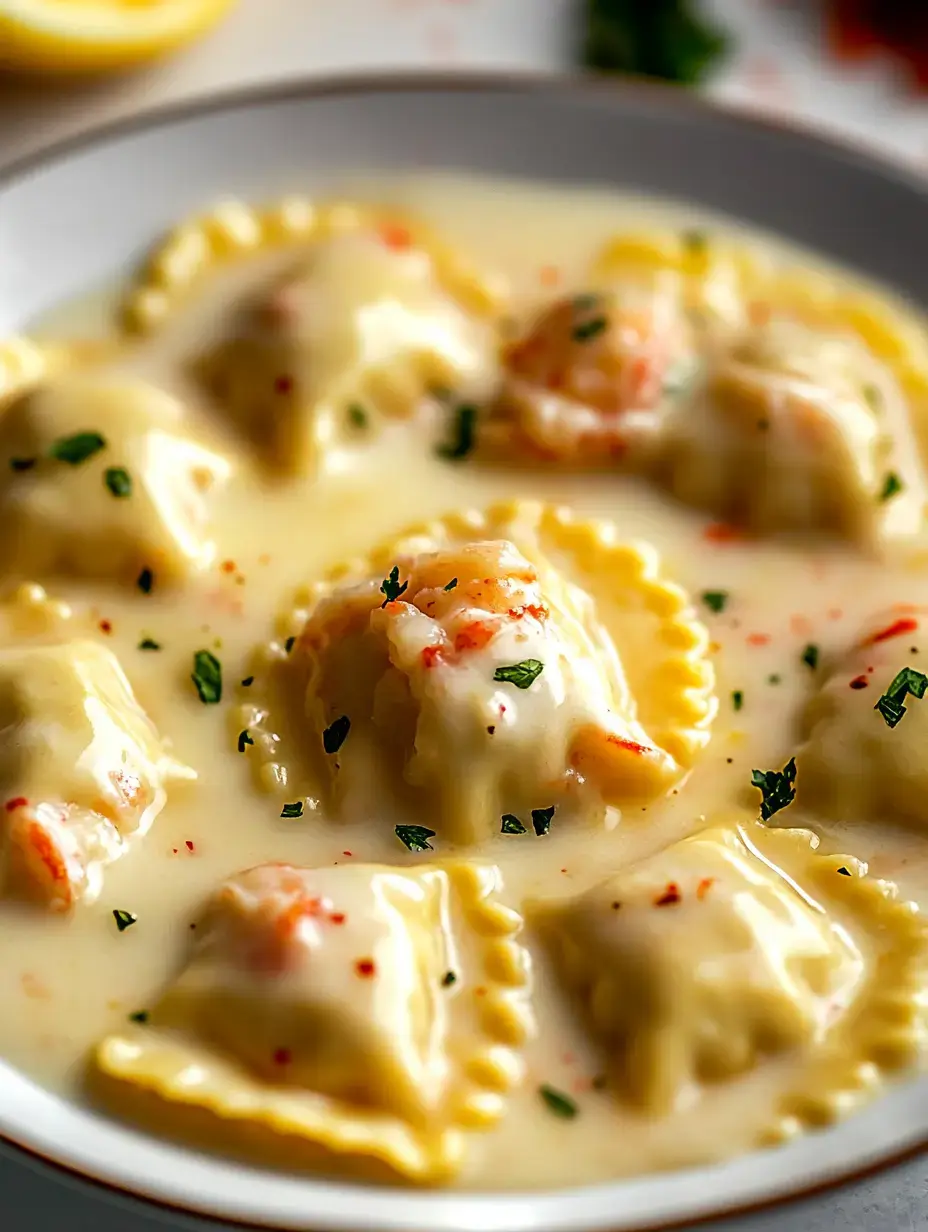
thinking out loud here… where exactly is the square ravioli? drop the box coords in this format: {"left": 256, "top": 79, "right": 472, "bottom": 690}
{"left": 0, "top": 375, "right": 231, "bottom": 585}
{"left": 0, "top": 639, "right": 194, "bottom": 910}
{"left": 239, "top": 503, "right": 715, "bottom": 845}
{"left": 94, "top": 860, "right": 533, "bottom": 1182}
{"left": 533, "top": 821, "right": 926, "bottom": 1133}
{"left": 196, "top": 228, "right": 496, "bottom": 475}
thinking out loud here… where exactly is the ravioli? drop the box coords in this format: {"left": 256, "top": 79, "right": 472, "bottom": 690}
{"left": 239, "top": 502, "right": 716, "bottom": 844}
{"left": 534, "top": 821, "right": 927, "bottom": 1137}
{"left": 653, "top": 318, "right": 924, "bottom": 544}
{"left": 0, "top": 639, "right": 194, "bottom": 910}
{"left": 196, "top": 228, "right": 496, "bottom": 474}
{"left": 0, "top": 375, "right": 231, "bottom": 584}
{"left": 94, "top": 860, "right": 532, "bottom": 1182}
{"left": 797, "top": 607, "right": 928, "bottom": 826}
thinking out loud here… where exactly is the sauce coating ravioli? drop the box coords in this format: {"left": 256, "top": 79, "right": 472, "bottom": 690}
{"left": 0, "top": 375, "right": 231, "bottom": 584}
{"left": 95, "top": 860, "right": 532, "bottom": 1181}
{"left": 533, "top": 822, "right": 926, "bottom": 1131}
{"left": 0, "top": 640, "right": 194, "bottom": 910}
{"left": 241, "top": 503, "right": 715, "bottom": 845}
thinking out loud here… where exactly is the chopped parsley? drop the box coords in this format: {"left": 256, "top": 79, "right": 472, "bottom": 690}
{"left": 347, "top": 403, "right": 368, "bottom": 429}
{"left": 493, "top": 659, "right": 544, "bottom": 690}
{"left": 284, "top": 635, "right": 296, "bottom": 654}
{"left": 732, "top": 690, "right": 743, "bottom": 711}
{"left": 583, "top": 0, "right": 728, "bottom": 85}
{"left": 572, "top": 315, "right": 608, "bottom": 343}
{"left": 837, "top": 866, "right": 851, "bottom": 877}
{"left": 241, "top": 676, "right": 254, "bottom": 687}
{"left": 237, "top": 730, "right": 254, "bottom": 753}
{"left": 49, "top": 431, "right": 106, "bottom": 465}
{"left": 444, "top": 578, "right": 458, "bottom": 591}
{"left": 322, "top": 715, "right": 351, "bottom": 754}
{"left": 539, "top": 1084, "right": 578, "bottom": 1119}
{"left": 879, "top": 471, "right": 903, "bottom": 502}
{"left": 280, "top": 801, "right": 304, "bottom": 819}
{"left": 136, "top": 567, "right": 154, "bottom": 595}
{"left": 112, "top": 909, "right": 137, "bottom": 932}
{"left": 701, "top": 590, "right": 728, "bottom": 614}
{"left": 138, "top": 637, "right": 161, "bottom": 651}
{"left": 501, "top": 813, "right": 527, "bottom": 834}
{"left": 128, "top": 1010, "right": 149, "bottom": 1024}
{"left": 395, "top": 824, "right": 436, "bottom": 852}
{"left": 104, "top": 466, "right": 132, "bottom": 498}
{"left": 874, "top": 666, "right": 928, "bottom": 729}
{"left": 682, "top": 229, "right": 708, "bottom": 253}
{"left": 442, "top": 971, "right": 457, "bottom": 987}
{"left": 191, "top": 649, "right": 222, "bottom": 704}
{"left": 380, "top": 565, "right": 408, "bottom": 607}
{"left": 768, "top": 674, "right": 781, "bottom": 685}
{"left": 531, "top": 805, "right": 556, "bottom": 836}
{"left": 9, "top": 457, "right": 36, "bottom": 472}
{"left": 751, "top": 757, "right": 797, "bottom": 821}
{"left": 801, "top": 644, "right": 819, "bottom": 671}
{"left": 437, "top": 403, "right": 478, "bottom": 461}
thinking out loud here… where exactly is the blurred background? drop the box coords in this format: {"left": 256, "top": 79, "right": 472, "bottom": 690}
{"left": 4, "top": 1, "right": 928, "bottom": 172}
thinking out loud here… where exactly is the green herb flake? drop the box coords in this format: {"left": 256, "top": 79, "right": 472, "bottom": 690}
{"left": 237, "top": 730, "right": 254, "bottom": 753}
{"left": 583, "top": 0, "right": 728, "bottom": 86}
{"left": 241, "top": 676, "right": 254, "bottom": 687}
{"left": 347, "top": 403, "right": 368, "bottom": 429}
{"left": 701, "top": 590, "right": 728, "bottom": 614}
{"left": 732, "top": 690, "right": 743, "bottom": 712}
{"left": 9, "top": 456, "right": 36, "bottom": 472}
{"left": 682, "top": 229, "right": 708, "bottom": 253}
{"left": 879, "top": 471, "right": 903, "bottom": 502}
{"left": 444, "top": 578, "right": 458, "bottom": 591}
{"left": 493, "top": 659, "right": 544, "bottom": 690}
{"left": 501, "top": 813, "right": 527, "bottom": 834}
{"left": 191, "top": 649, "right": 222, "bottom": 704}
{"left": 284, "top": 635, "right": 296, "bottom": 654}
{"left": 49, "top": 431, "right": 106, "bottom": 466}
{"left": 863, "top": 383, "right": 882, "bottom": 411}
{"left": 801, "top": 644, "right": 819, "bottom": 671}
{"left": 104, "top": 466, "right": 132, "bottom": 498}
{"left": 322, "top": 715, "right": 351, "bottom": 755}
{"left": 395, "top": 824, "right": 436, "bottom": 852}
{"left": 281, "top": 801, "right": 304, "bottom": 819}
{"left": 572, "top": 315, "right": 608, "bottom": 343}
{"left": 573, "top": 292, "right": 600, "bottom": 313}
{"left": 874, "top": 666, "right": 928, "bottom": 729}
{"left": 437, "top": 403, "right": 478, "bottom": 461}
{"left": 380, "top": 565, "right": 408, "bottom": 608}
{"left": 442, "top": 971, "right": 457, "bottom": 987}
{"left": 138, "top": 637, "right": 161, "bottom": 651}
{"left": 768, "top": 674, "right": 781, "bottom": 685}
{"left": 113, "top": 909, "right": 137, "bottom": 932}
{"left": 136, "top": 567, "right": 154, "bottom": 595}
{"left": 837, "top": 866, "right": 851, "bottom": 877}
{"left": 751, "top": 757, "right": 797, "bottom": 821}
{"left": 129, "top": 1010, "right": 149, "bottom": 1024}
{"left": 531, "top": 805, "right": 556, "bottom": 836}
{"left": 539, "top": 1083, "right": 578, "bottom": 1119}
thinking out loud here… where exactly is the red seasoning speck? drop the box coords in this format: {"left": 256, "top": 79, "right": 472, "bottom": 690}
{"left": 330, "top": 912, "right": 346, "bottom": 925}
{"left": 654, "top": 882, "right": 681, "bottom": 907}
{"left": 5, "top": 797, "right": 27, "bottom": 812}
{"left": 355, "top": 958, "right": 376, "bottom": 978}
{"left": 274, "top": 375, "right": 294, "bottom": 395}
{"left": 273, "top": 1047, "right": 292, "bottom": 1066}
{"left": 703, "top": 522, "right": 743, "bottom": 544}
{"left": 696, "top": 877, "right": 715, "bottom": 900}
{"left": 99, "top": 620, "right": 112, "bottom": 634}
{"left": 185, "top": 840, "right": 195, "bottom": 852}
{"left": 867, "top": 618, "right": 919, "bottom": 644}
{"left": 221, "top": 560, "right": 236, "bottom": 574}
{"left": 850, "top": 675, "right": 869, "bottom": 690}
{"left": 746, "top": 632, "right": 771, "bottom": 647}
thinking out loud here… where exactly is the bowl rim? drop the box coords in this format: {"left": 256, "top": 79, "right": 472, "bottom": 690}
{"left": 2, "top": 67, "right": 928, "bottom": 1232}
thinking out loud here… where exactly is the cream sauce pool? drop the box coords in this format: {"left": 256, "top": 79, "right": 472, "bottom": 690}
{"left": 2, "top": 173, "right": 928, "bottom": 1190}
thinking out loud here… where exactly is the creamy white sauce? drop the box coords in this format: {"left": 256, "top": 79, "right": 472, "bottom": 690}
{"left": 4, "top": 173, "right": 928, "bottom": 1190}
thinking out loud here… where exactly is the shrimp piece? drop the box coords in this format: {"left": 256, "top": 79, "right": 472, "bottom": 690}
{"left": 5, "top": 801, "right": 122, "bottom": 912}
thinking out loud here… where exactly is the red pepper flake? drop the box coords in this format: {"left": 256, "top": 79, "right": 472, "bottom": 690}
{"left": 355, "top": 958, "right": 376, "bottom": 978}
{"left": 99, "top": 620, "right": 112, "bottom": 635}
{"left": 330, "top": 912, "right": 346, "bottom": 925}
{"left": 849, "top": 675, "right": 869, "bottom": 690}
{"left": 185, "top": 840, "right": 195, "bottom": 852}
{"left": 421, "top": 644, "right": 444, "bottom": 668}
{"left": 378, "top": 222, "right": 412, "bottom": 251}
{"left": 746, "top": 632, "right": 771, "bottom": 647}
{"left": 654, "top": 882, "right": 681, "bottom": 907}
{"left": 867, "top": 617, "right": 919, "bottom": 645}
{"left": 508, "top": 603, "right": 548, "bottom": 622}
{"left": 274, "top": 375, "right": 294, "bottom": 395}
{"left": 703, "top": 522, "right": 743, "bottom": 544}
{"left": 220, "top": 560, "right": 236, "bottom": 574}
{"left": 696, "top": 877, "right": 715, "bottom": 900}
{"left": 606, "top": 735, "right": 653, "bottom": 755}
{"left": 454, "top": 621, "right": 496, "bottom": 652}
{"left": 273, "top": 1047, "right": 292, "bottom": 1066}
{"left": 5, "top": 797, "right": 27, "bottom": 812}
{"left": 342, "top": 851, "right": 353, "bottom": 857}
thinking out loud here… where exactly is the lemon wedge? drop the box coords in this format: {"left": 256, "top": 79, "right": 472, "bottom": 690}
{"left": 0, "top": 0, "right": 236, "bottom": 74}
